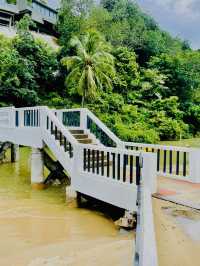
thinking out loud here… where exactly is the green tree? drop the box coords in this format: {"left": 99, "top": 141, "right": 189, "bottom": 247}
{"left": 112, "top": 46, "right": 139, "bottom": 97}
{"left": 14, "top": 15, "right": 58, "bottom": 99}
{"left": 61, "top": 31, "right": 115, "bottom": 106}
{"left": 149, "top": 51, "right": 200, "bottom": 104}
{"left": 0, "top": 15, "right": 58, "bottom": 107}
{"left": 138, "top": 68, "right": 168, "bottom": 101}
{"left": 57, "top": 0, "right": 94, "bottom": 47}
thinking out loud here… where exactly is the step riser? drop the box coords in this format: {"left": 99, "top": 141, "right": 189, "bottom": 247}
{"left": 73, "top": 134, "right": 88, "bottom": 139}
{"left": 70, "top": 130, "right": 84, "bottom": 134}
{"left": 78, "top": 139, "right": 93, "bottom": 144}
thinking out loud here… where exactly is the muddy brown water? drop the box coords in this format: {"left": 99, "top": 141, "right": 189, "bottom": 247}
{"left": 0, "top": 148, "right": 134, "bottom": 266}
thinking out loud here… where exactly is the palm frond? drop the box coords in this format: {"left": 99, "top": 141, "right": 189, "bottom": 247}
{"left": 70, "top": 36, "right": 87, "bottom": 58}
{"left": 65, "top": 66, "right": 81, "bottom": 87}
{"left": 61, "top": 56, "right": 82, "bottom": 71}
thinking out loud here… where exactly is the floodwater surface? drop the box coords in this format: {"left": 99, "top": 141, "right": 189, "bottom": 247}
{"left": 0, "top": 148, "right": 134, "bottom": 266}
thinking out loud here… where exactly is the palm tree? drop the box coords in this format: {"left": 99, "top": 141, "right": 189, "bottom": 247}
{"left": 61, "top": 31, "right": 115, "bottom": 107}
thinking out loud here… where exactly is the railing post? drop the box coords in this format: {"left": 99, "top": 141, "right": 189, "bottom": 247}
{"left": 18, "top": 109, "right": 24, "bottom": 127}
{"left": 66, "top": 144, "right": 83, "bottom": 200}
{"left": 39, "top": 106, "right": 46, "bottom": 130}
{"left": 141, "top": 152, "right": 157, "bottom": 194}
{"left": 73, "top": 144, "right": 84, "bottom": 176}
{"left": 117, "top": 141, "right": 125, "bottom": 149}
{"left": 189, "top": 149, "right": 200, "bottom": 183}
{"left": 56, "top": 110, "right": 63, "bottom": 123}
{"left": 9, "top": 107, "right": 16, "bottom": 128}
{"left": 80, "top": 109, "right": 87, "bottom": 130}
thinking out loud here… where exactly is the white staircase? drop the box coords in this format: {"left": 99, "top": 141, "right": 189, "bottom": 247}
{"left": 1, "top": 105, "right": 199, "bottom": 212}
{"left": 0, "top": 105, "right": 162, "bottom": 265}
{"left": 0, "top": 106, "right": 153, "bottom": 211}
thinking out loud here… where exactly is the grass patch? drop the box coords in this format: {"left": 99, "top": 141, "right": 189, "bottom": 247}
{"left": 160, "top": 138, "right": 200, "bottom": 148}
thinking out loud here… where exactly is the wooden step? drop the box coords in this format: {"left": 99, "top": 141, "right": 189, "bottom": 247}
{"left": 73, "top": 134, "right": 88, "bottom": 139}
{"left": 78, "top": 139, "right": 93, "bottom": 144}
{"left": 70, "top": 129, "right": 84, "bottom": 134}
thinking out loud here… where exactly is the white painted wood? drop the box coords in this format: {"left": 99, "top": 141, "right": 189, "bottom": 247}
{"left": 142, "top": 152, "right": 157, "bottom": 194}
{"left": 125, "top": 141, "right": 200, "bottom": 183}
{"left": 42, "top": 126, "right": 73, "bottom": 177}
{"left": 0, "top": 128, "right": 43, "bottom": 148}
{"left": 189, "top": 149, "right": 200, "bottom": 183}
{"left": 0, "top": 107, "right": 15, "bottom": 128}
{"left": 56, "top": 108, "right": 124, "bottom": 148}
{"left": 72, "top": 171, "right": 138, "bottom": 211}
{"left": 124, "top": 141, "right": 192, "bottom": 152}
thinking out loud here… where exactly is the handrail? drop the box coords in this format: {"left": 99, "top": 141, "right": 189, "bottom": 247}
{"left": 78, "top": 143, "right": 140, "bottom": 156}
{"left": 124, "top": 141, "right": 195, "bottom": 152}
{"left": 124, "top": 141, "right": 200, "bottom": 182}
{"left": 41, "top": 107, "right": 78, "bottom": 146}
{"left": 56, "top": 108, "right": 123, "bottom": 147}
{"left": 85, "top": 108, "right": 123, "bottom": 147}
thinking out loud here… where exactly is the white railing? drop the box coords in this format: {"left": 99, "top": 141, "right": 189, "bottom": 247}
{"left": 0, "top": 106, "right": 158, "bottom": 210}
{"left": 0, "top": 106, "right": 78, "bottom": 175}
{"left": 41, "top": 107, "right": 78, "bottom": 146}
{"left": 55, "top": 108, "right": 200, "bottom": 183}
{"left": 0, "top": 107, "right": 15, "bottom": 128}
{"left": 15, "top": 106, "right": 43, "bottom": 128}
{"left": 0, "top": 106, "right": 200, "bottom": 184}
{"left": 125, "top": 142, "right": 200, "bottom": 183}
{"left": 71, "top": 143, "right": 157, "bottom": 211}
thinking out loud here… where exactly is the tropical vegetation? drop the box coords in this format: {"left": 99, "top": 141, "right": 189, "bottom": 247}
{"left": 0, "top": 0, "right": 200, "bottom": 143}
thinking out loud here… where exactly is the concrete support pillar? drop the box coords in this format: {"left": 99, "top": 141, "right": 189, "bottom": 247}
{"left": 66, "top": 185, "right": 77, "bottom": 202}
{"left": 11, "top": 144, "right": 19, "bottom": 162}
{"left": 31, "top": 148, "right": 45, "bottom": 189}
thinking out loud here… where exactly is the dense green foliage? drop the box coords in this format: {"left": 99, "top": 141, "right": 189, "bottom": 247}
{"left": 0, "top": 1, "right": 200, "bottom": 143}
{"left": 0, "top": 15, "right": 58, "bottom": 107}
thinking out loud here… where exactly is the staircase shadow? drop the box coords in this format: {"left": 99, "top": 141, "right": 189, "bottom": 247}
{"left": 76, "top": 193, "right": 125, "bottom": 221}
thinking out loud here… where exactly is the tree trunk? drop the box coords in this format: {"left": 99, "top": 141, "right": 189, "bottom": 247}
{"left": 81, "top": 96, "right": 85, "bottom": 107}
{"left": 82, "top": 90, "right": 86, "bottom": 107}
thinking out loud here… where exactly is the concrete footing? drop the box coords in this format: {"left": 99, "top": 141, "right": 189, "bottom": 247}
{"left": 31, "top": 148, "right": 45, "bottom": 189}
{"left": 66, "top": 186, "right": 77, "bottom": 201}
